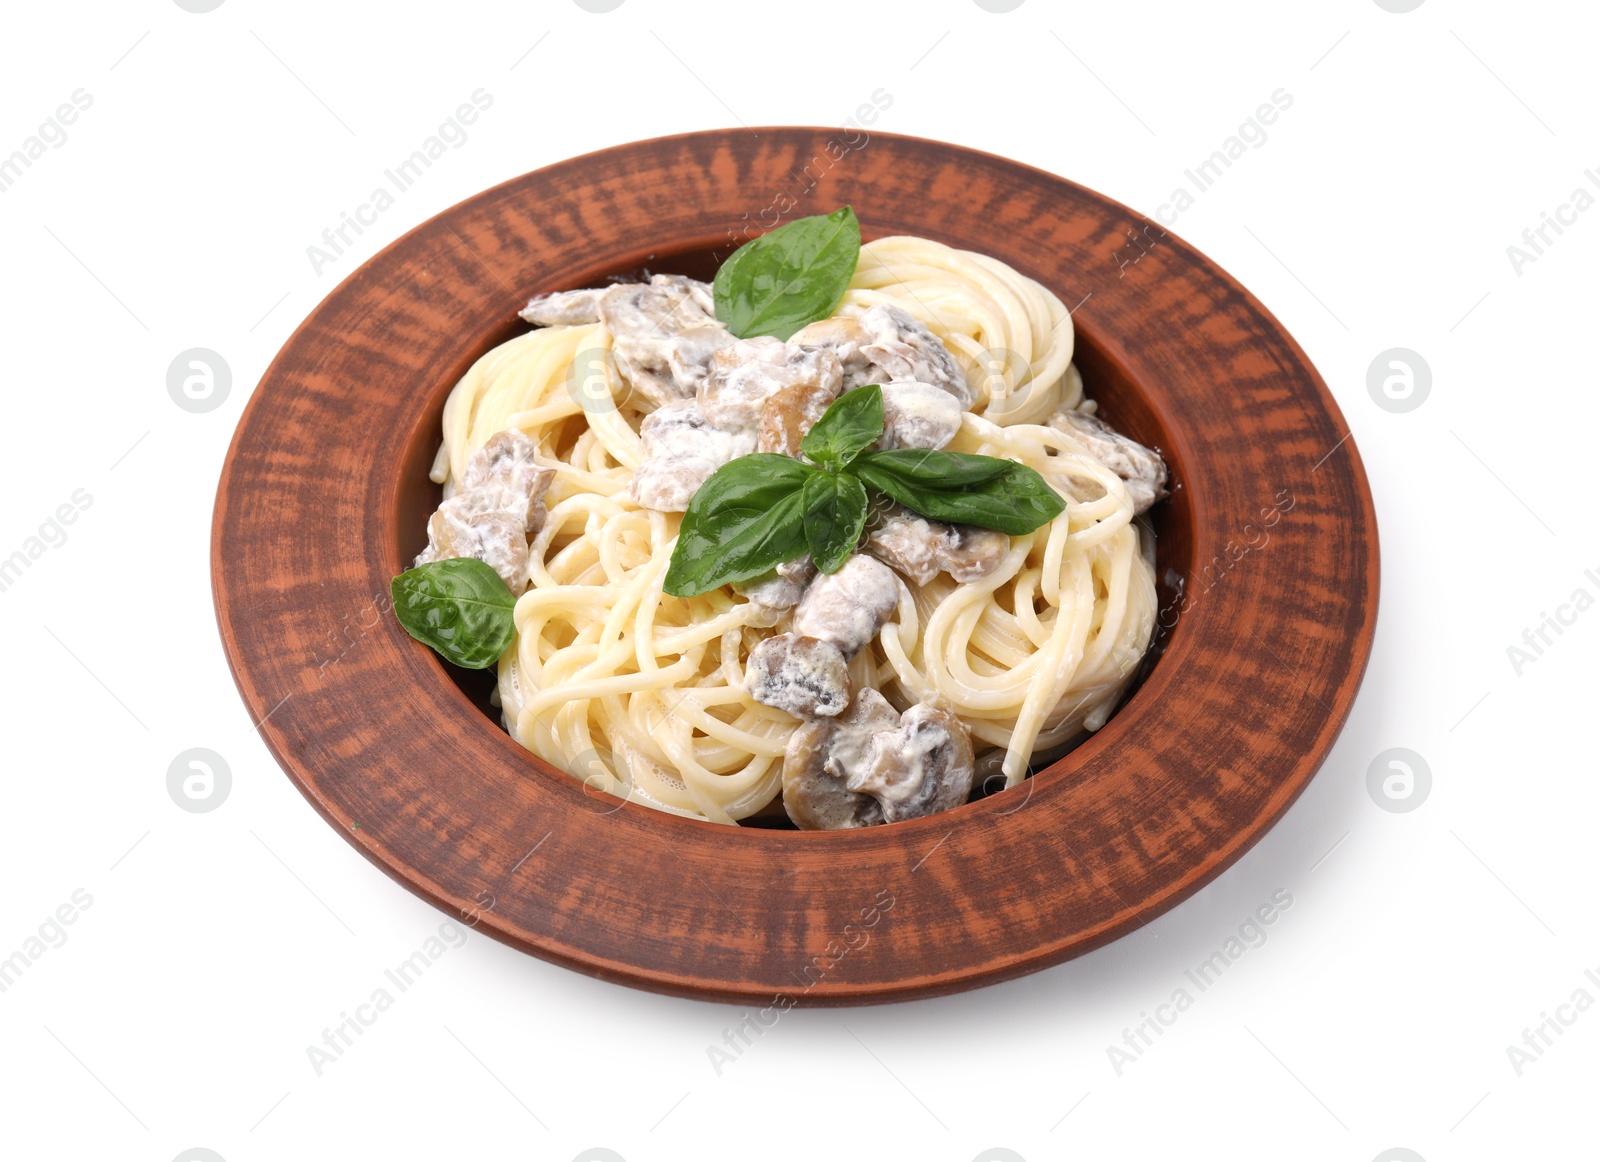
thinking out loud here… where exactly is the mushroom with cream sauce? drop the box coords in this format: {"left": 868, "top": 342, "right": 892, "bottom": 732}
{"left": 733, "top": 556, "right": 816, "bottom": 610}
{"left": 415, "top": 430, "right": 555, "bottom": 590}
{"left": 597, "top": 277, "right": 725, "bottom": 409}
{"left": 1046, "top": 407, "right": 1169, "bottom": 515}
{"left": 628, "top": 401, "right": 756, "bottom": 512}
{"left": 846, "top": 703, "right": 975, "bottom": 824}
{"left": 865, "top": 508, "right": 1009, "bottom": 586}
{"left": 698, "top": 338, "right": 843, "bottom": 434}
{"left": 877, "top": 381, "right": 961, "bottom": 451}
{"left": 781, "top": 688, "right": 899, "bottom": 830}
{"left": 756, "top": 379, "right": 842, "bottom": 456}
{"left": 791, "top": 554, "right": 901, "bottom": 657}
{"left": 518, "top": 287, "right": 606, "bottom": 327}
{"left": 744, "top": 633, "right": 852, "bottom": 719}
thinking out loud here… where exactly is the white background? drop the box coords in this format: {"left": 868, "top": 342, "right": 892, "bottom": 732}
{"left": 1, "top": 1, "right": 1595, "bottom": 1159}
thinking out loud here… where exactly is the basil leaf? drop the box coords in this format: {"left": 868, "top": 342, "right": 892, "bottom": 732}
{"left": 713, "top": 207, "right": 862, "bottom": 341}
{"left": 800, "top": 384, "right": 884, "bottom": 470}
{"left": 849, "top": 452, "right": 1065, "bottom": 536}
{"left": 851, "top": 449, "right": 1016, "bottom": 488}
{"left": 391, "top": 558, "right": 518, "bottom": 670}
{"left": 801, "top": 471, "right": 868, "bottom": 574}
{"left": 663, "top": 454, "right": 814, "bottom": 597}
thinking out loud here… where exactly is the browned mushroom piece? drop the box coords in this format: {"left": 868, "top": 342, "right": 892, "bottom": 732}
{"left": 848, "top": 704, "right": 976, "bottom": 823}
{"left": 791, "top": 316, "right": 870, "bottom": 380}
{"left": 666, "top": 325, "right": 739, "bottom": 394}
{"left": 791, "top": 554, "right": 900, "bottom": 657}
{"left": 1047, "top": 407, "right": 1169, "bottom": 515}
{"left": 519, "top": 287, "right": 607, "bottom": 327}
{"left": 756, "top": 379, "right": 843, "bottom": 456}
{"left": 699, "top": 339, "right": 843, "bottom": 433}
{"left": 781, "top": 688, "right": 899, "bottom": 830}
{"left": 745, "top": 633, "right": 852, "bottom": 719}
{"left": 877, "top": 381, "right": 962, "bottom": 451}
{"left": 866, "top": 509, "right": 1009, "bottom": 587}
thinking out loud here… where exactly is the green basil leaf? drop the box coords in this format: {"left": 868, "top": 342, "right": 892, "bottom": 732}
{"left": 801, "top": 471, "right": 868, "bottom": 574}
{"left": 713, "top": 207, "right": 862, "bottom": 341}
{"left": 850, "top": 449, "right": 1016, "bottom": 488}
{"left": 663, "top": 454, "right": 814, "bottom": 597}
{"left": 800, "top": 384, "right": 885, "bottom": 470}
{"left": 849, "top": 453, "right": 1065, "bottom": 536}
{"left": 391, "top": 558, "right": 518, "bottom": 670}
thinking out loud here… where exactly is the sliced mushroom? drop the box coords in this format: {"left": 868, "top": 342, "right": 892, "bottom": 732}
{"left": 791, "top": 316, "right": 870, "bottom": 379}
{"left": 699, "top": 339, "right": 843, "bottom": 433}
{"left": 847, "top": 704, "right": 975, "bottom": 823}
{"left": 855, "top": 304, "right": 974, "bottom": 408}
{"left": 519, "top": 287, "right": 606, "bottom": 327}
{"left": 1047, "top": 408, "right": 1169, "bottom": 515}
{"left": 745, "top": 633, "right": 852, "bottom": 718}
{"left": 415, "top": 430, "right": 555, "bottom": 590}
{"left": 792, "top": 554, "right": 900, "bottom": 657}
{"left": 629, "top": 401, "right": 756, "bottom": 513}
{"left": 878, "top": 381, "right": 961, "bottom": 451}
{"left": 733, "top": 556, "right": 816, "bottom": 610}
{"left": 461, "top": 429, "right": 557, "bottom": 535}
{"left": 599, "top": 280, "right": 722, "bottom": 408}
{"left": 865, "top": 508, "right": 1008, "bottom": 587}
{"left": 666, "top": 324, "right": 739, "bottom": 394}
{"left": 416, "top": 497, "right": 530, "bottom": 590}
{"left": 781, "top": 688, "right": 899, "bottom": 830}
{"left": 756, "top": 379, "right": 842, "bottom": 456}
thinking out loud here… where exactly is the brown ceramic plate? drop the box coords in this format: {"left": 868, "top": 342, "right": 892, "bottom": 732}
{"left": 212, "top": 128, "right": 1377, "bottom": 1005}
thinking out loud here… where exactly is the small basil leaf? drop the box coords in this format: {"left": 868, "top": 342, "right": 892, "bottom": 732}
{"left": 801, "top": 471, "right": 868, "bottom": 574}
{"left": 800, "top": 384, "right": 885, "bottom": 470}
{"left": 849, "top": 454, "right": 1065, "bottom": 536}
{"left": 713, "top": 207, "right": 862, "bottom": 341}
{"left": 391, "top": 558, "right": 518, "bottom": 670}
{"left": 663, "top": 454, "right": 814, "bottom": 597}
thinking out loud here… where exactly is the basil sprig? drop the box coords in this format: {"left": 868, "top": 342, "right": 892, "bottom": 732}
{"left": 713, "top": 207, "right": 861, "bottom": 341}
{"left": 663, "top": 385, "right": 1065, "bottom": 598}
{"left": 391, "top": 557, "right": 518, "bottom": 669}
